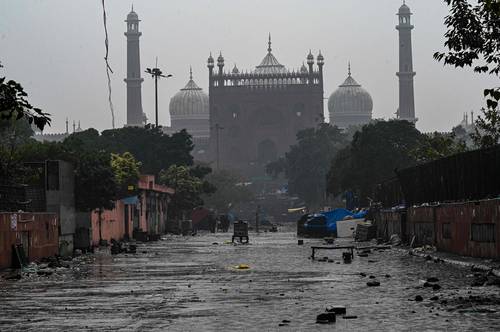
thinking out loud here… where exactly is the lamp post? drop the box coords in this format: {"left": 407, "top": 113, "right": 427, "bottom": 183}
{"left": 145, "top": 60, "right": 172, "bottom": 127}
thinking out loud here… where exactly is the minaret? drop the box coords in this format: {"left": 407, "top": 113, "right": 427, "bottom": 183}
{"left": 124, "top": 6, "right": 144, "bottom": 126}
{"left": 396, "top": 1, "right": 416, "bottom": 122}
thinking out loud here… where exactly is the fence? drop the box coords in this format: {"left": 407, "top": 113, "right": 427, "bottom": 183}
{"left": 377, "top": 199, "right": 500, "bottom": 258}
{"left": 396, "top": 145, "right": 500, "bottom": 206}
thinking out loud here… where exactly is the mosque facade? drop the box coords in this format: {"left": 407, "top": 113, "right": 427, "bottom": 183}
{"left": 207, "top": 36, "right": 324, "bottom": 173}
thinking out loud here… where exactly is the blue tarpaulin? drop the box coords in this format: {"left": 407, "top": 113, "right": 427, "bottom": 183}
{"left": 319, "top": 209, "right": 352, "bottom": 232}
{"left": 121, "top": 196, "right": 139, "bottom": 205}
{"left": 319, "top": 208, "right": 368, "bottom": 233}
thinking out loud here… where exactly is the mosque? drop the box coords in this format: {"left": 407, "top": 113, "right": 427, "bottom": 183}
{"left": 123, "top": 2, "right": 416, "bottom": 174}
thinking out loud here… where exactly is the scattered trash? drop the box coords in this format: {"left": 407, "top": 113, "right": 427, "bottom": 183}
{"left": 389, "top": 234, "right": 401, "bottom": 246}
{"left": 326, "top": 305, "right": 346, "bottom": 315}
{"left": 316, "top": 312, "right": 336, "bottom": 324}
{"left": 234, "top": 264, "right": 250, "bottom": 270}
{"left": 342, "top": 252, "right": 352, "bottom": 263}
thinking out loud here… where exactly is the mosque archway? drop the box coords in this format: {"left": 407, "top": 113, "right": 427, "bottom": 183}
{"left": 257, "top": 139, "right": 278, "bottom": 164}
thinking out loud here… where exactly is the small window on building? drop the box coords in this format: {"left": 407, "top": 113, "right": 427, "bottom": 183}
{"left": 442, "top": 223, "right": 451, "bottom": 239}
{"left": 296, "top": 111, "right": 302, "bottom": 117}
{"left": 471, "top": 223, "right": 495, "bottom": 243}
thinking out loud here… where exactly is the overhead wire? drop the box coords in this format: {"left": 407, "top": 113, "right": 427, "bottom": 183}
{"left": 101, "top": 0, "right": 115, "bottom": 129}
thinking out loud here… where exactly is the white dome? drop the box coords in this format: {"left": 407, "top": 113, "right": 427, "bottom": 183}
{"left": 169, "top": 71, "right": 209, "bottom": 121}
{"left": 328, "top": 71, "right": 373, "bottom": 128}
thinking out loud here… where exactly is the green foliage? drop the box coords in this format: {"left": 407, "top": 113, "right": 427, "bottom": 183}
{"left": 99, "top": 126, "right": 194, "bottom": 175}
{"left": 435, "top": 0, "right": 500, "bottom": 141}
{"left": 159, "top": 165, "right": 205, "bottom": 219}
{"left": 202, "top": 170, "right": 254, "bottom": 212}
{"left": 434, "top": 0, "right": 500, "bottom": 77}
{"left": 471, "top": 107, "right": 500, "bottom": 148}
{"left": 15, "top": 138, "right": 118, "bottom": 211}
{"left": 111, "top": 152, "right": 141, "bottom": 198}
{"left": 327, "top": 120, "right": 423, "bottom": 204}
{"left": 0, "top": 119, "right": 35, "bottom": 184}
{"left": 267, "top": 123, "right": 349, "bottom": 207}
{"left": 0, "top": 63, "right": 50, "bottom": 130}
{"left": 74, "top": 151, "right": 117, "bottom": 212}
{"left": 411, "top": 132, "right": 467, "bottom": 163}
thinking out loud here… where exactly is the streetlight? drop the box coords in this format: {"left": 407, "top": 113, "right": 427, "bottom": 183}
{"left": 145, "top": 59, "right": 172, "bottom": 127}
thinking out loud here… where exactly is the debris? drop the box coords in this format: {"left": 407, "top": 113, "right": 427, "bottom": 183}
{"left": 367, "top": 280, "right": 380, "bottom": 287}
{"left": 389, "top": 234, "right": 401, "bottom": 246}
{"left": 427, "top": 277, "right": 439, "bottom": 283}
{"left": 343, "top": 315, "right": 358, "bottom": 319}
{"left": 234, "top": 264, "right": 250, "bottom": 270}
{"left": 342, "top": 252, "right": 352, "bottom": 263}
{"left": 316, "top": 312, "right": 336, "bottom": 324}
{"left": 432, "top": 284, "right": 441, "bottom": 291}
{"left": 415, "top": 295, "right": 423, "bottom": 302}
{"left": 297, "top": 240, "right": 304, "bottom": 245}
{"left": 326, "top": 305, "right": 346, "bottom": 315}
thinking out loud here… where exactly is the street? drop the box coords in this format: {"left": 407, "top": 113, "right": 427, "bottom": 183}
{"left": 1, "top": 227, "right": 500, "bottom": 331}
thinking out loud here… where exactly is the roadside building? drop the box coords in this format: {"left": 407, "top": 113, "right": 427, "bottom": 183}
{"left": 76, "top": 175, "right": 174, "bottom": 248}
{"left": 0, "top": 212, "right": 59, "bottom": 270}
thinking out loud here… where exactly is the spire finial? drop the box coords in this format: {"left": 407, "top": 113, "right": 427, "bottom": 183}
{"left": 268, "top": 33, "right": 272, "bottom": 53}
{"left": 348, "top": 61, "right": 351, "bottom": 76}
{"left": 189, "top": 66, "right": 193, "bottom": 80}
{"left": 131, "top": 3, "right": 134, "bottom": 12}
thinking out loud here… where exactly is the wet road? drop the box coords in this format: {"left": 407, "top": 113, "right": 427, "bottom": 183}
{"left": 1, "top": 228, "right": 500, "bottom": 331}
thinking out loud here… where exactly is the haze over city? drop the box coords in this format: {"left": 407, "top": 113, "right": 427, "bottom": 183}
{"left": 1, "top": 0, "right": 497, "bottom": 133}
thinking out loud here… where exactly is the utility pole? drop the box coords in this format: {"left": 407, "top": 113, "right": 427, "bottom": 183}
{"left": 213, "top": 123, "right": 224, "bottom": 170}
{"left": 145, "top": 58, "right": 172, "bottom": 127}
{"left": 255, "top": 205, "right": 260, "bottom": 233}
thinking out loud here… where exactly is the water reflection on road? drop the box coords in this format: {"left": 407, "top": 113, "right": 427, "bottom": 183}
{"left": 1, "top": 229, "right": 500, "bottom": 331}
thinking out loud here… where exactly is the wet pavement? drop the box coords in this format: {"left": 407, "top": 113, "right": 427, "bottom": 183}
{"left": 1, "top": 227, "right": 500, "bottom": 331}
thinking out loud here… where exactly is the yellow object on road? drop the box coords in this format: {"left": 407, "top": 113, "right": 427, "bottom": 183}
{"left": 234, "top": 264, "right": 250, "bottom": 270}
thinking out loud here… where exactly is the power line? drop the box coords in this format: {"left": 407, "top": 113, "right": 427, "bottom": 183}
{"left": 101, "top": 0, "right": 115, "bottom": 129}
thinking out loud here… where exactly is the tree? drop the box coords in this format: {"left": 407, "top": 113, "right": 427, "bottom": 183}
{"left": 159, "top": 165, "right": 205, "bottom": 220}
{"left": 327, "top": 120, "right": 423, "bottom": 205}
{"left": 74, "top": 151, "right": 117, "bottom": 212}
{"left": 411, "top": 131, "right": 467, "bottom": 163}
{"left": 434, "top": 0, "right": 500, "bottom": 142}
{"left": 99, "top": 125, "right": 194, "bottom": 176}
{"left": 17, "top": 137, "right": 118, "bottom": 212}
{"left": 267, "top": 123, "right": 349, "bottom": 207}
{"left": 202, "top": 170, "right": 254, "bottom": 212}
{"left": 111, "top": 152, "right": 141, "bottom": 198}
{"left": 0, "top": 118, "right": 35, "bottom": 184}
{"left": 0, "top": 62, "right": 50, "bottom": 130}
{"left": 471, "top": 107, "right": 500, "bottom": 147}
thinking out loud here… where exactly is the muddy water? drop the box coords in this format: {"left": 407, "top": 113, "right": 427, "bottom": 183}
{"left": 1, "top": 229, "right": 500, "bottom": 331}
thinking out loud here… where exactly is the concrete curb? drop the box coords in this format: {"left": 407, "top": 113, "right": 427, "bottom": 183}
{"left": 394, "top": 247, "right": 500, "bottom": 277}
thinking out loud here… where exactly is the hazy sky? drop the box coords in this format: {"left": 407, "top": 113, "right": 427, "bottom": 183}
{"left": 1, "top": 0, "right": 497, "bottom": 133}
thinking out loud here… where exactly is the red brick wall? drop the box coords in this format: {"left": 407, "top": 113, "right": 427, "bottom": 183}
{"left": 0, "top": 213, "right": 59, "bottom": 270}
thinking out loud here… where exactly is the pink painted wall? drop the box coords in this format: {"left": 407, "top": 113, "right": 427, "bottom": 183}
{"left": 91, "top": 201, "right": 133, "bottom": 245}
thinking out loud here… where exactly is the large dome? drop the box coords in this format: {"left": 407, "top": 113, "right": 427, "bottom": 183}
{"left": 169, "top": 70, "right": 209, "bottom": 121}
{"left": 328, "top": 67, "right": 373, "bottom": 128}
